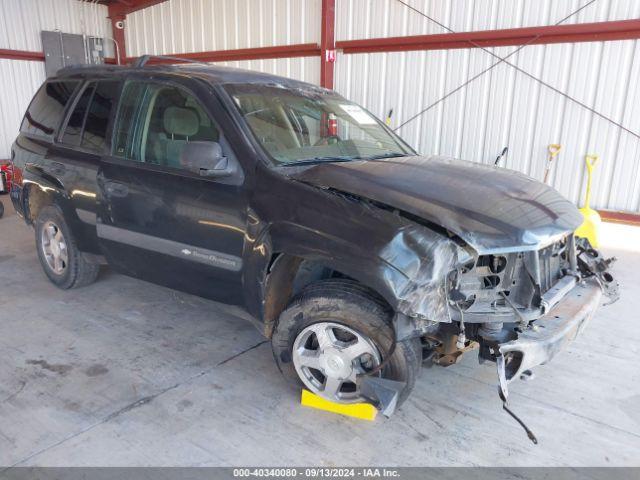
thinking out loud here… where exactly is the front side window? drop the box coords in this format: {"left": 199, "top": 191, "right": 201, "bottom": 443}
{"left": 113, "top": 82, "right": 147, "bottom": 160}
{"left": 223, "top": 83, "right": 413, "bottom": 165}
{"left": 20, "top": 80, "right": 80, "bottom": 140}
{"left": 113, "top": 81, "right": 219, "bottom": 170}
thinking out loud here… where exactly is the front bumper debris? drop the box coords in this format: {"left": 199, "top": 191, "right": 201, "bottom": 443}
{"left": 493, "top": 277, "right": 603, "bottom": 444}
{"left": 497, "top": 277, "right": 602, "bottom": 384}
{"left": 576, "top": 237, "right": 619, "bottom": 303}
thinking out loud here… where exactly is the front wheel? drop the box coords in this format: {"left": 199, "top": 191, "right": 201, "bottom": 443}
{"left": 271, "top": 279, "right": 421, "bottom": 407}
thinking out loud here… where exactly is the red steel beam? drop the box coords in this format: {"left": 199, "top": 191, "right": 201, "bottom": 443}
{"left": 0, "top": 48, "right": 45, "bottom": 62}
{"left": 131, "top": 43, "right": 321, "bottom": 64}
{"left": 598, "top": 210, "right": 640, "bottom": 227}
{"left": 123, "top": 0, "right": 169, "bottom": 14}
{"left": 0, "top": 43, "right": 320, "bottom": 67}
{"left": 320, "top": 0, "right": 336, "bottom": 89}
{"left": 107, "top": 4, "right": 127, "bottom": 64}
{"left": 337, "top": 19, "right": 640, "bottom": 54}
{"left": 0, "top": 47, "right": 117, "bottom": 64}
{"left": 102, "top": 0, "right": 168, "bottom": 15}
{"left": 105, "top": 0, "right": 170, "bottom": 63}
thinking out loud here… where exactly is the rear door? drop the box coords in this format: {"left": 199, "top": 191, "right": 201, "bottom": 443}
{"left": 97, "top": 78, "right": 249, "bottom": 305}
{"left": 50, "top": 79, "right": 120, "bottom": 254}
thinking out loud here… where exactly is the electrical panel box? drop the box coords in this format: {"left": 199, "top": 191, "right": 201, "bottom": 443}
{"left": 41, "top": 31, "right": 105, "bottom": 77}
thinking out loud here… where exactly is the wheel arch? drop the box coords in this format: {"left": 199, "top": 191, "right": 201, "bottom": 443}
{"left": 22, "top": 181, "right": 59, "bottom": 225}
{"left": 254, "top": 228, "right": 408, "bottom": 338}
{"left": 22, "top": 180, "right": 91, "bottom": 253}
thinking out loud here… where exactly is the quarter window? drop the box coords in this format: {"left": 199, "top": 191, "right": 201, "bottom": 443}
{"left": 20, "top": 80, "right": 80, "bottom": 140}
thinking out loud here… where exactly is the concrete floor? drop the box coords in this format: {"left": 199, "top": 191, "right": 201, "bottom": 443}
{"left": 0, "top": 197, "right": 639, "bottom": 467}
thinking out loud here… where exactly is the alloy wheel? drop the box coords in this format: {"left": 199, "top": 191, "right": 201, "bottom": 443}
{"left": 292, "top": 322, "right": 381, "bottom": 403}
{"left": 41, "top": 221, "right": 68, "bottom": 275}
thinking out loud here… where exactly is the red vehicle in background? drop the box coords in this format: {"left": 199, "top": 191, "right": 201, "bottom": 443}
{"left": 0, "top": 161, "right": 12, "bottom": 194}
{"left": 0, "top": 161, "right": 11, "bottom": 218}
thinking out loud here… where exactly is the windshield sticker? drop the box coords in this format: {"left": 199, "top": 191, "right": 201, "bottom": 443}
{"left": 340, "top": 104, "right": 377, "bottom": 125}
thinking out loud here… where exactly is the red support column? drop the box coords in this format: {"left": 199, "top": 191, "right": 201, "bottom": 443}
{"left": 108, "top": 4, "right": 127, "bottom": 64}
{"left": 320, "top": 0, "right": 336, "bottom": 89}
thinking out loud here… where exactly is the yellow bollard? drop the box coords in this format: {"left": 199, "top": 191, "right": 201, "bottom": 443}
{"left": 300, "top": 389, "right": 378, "bottom": 421}
{"left": 575, "top": 154, "right": 602, "bottom": 247}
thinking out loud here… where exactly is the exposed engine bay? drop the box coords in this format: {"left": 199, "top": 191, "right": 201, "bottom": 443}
{"left": 410, "top": 234, "right": 619, "bottom": 443}
{"left": 429, "top": 235, "right": 617, "bottom": 369}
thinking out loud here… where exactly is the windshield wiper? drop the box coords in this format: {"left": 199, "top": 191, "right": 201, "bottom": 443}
{"left": 281, "top": 156, "right": 357, "bottom": 167}
{"left": 364, "top": 153, "right": 407, "bottom": 161}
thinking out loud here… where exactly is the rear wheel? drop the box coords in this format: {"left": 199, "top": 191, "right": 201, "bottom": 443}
{"left": 35, "top": 205, "right": 99, "bottom": 289}
{"left": 272, "top": 279, "right": 421, "bottom": 406}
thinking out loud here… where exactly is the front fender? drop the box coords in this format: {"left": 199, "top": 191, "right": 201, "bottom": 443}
{"left": 244, "top": 216, "right": 471, "bottom": 332}
{"left": 241, "top": 219, "right": 411, "bottom": 323}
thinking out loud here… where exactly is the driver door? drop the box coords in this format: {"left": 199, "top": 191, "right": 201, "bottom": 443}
{"left": 97, "top": 79, "right": 248, "bottom": 305}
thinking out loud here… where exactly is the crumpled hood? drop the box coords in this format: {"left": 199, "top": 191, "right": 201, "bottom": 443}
{"left": 291, "top": 155, "right": 583, "bottom": 254}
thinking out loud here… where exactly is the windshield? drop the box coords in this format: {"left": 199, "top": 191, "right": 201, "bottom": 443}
{"left": 223, "top": 83, "right": 414, "bottom": 165}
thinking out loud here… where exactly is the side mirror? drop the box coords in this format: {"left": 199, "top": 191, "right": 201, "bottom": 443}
{"left": 180, "top": 141, "right": 237, "bottom": 178}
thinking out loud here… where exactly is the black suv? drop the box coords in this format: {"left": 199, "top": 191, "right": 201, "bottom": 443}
{"left": 10, "top": 58, "right": 617, "bottom": 416}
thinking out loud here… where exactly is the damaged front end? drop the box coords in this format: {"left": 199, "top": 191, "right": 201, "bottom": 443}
{"left": 425, "top": 233, "right": 619, "bottom": 442}
{"left": 442, "top": 234, "right": 617, "bottom": 380}
{"left": 341, "top": 201, "right": 618, "bottom": 425}
{"left": 286, "top": 155, "right": 618, "bottom": 432}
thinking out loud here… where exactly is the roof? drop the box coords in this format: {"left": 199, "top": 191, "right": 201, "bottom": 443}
{"left": 55, "top": 62, "right": 327, "bottom": 92}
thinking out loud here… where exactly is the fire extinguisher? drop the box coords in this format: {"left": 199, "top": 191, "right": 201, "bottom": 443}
{"left": 327, "top": 113, "right": 338, "bottom": 137}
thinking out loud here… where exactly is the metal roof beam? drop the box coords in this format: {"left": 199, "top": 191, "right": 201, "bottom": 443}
{"left": 337, "top": 19, "right": 640, "bottom": 54}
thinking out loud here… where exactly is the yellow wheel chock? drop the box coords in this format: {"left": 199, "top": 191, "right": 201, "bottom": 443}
{"left": 300, "top": 389, "right": 378, "bottom": 421}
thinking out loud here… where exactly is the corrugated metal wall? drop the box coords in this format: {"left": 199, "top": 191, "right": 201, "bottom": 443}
{"left": 2, "top": 0, "right": 639, "bottom": 213}
{"left": 0, "top": 0, "right": 111, "bottom": 159}
{"left": 336, "top": 0, "right": 639, "bottom": 38}
{"left": 334, "top": 0, "right": 640, "bottom": 213}
{"left": 0, "top": 59, "right": 46, "bottom": 160}
{"left": 125, "top": 0, "right": 321, "bottom": 83}
{"left": 126, "top": 0, "right": 320, "bottom": 54}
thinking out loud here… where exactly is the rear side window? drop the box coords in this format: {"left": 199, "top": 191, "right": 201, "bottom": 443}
{"left": 82, "top": 81, "right": 120, "bottom": 152}
{"left": 61, "top": 84, "right": 95, "bottom": 146}
{"left": 60, "top": 80, "right": 120, "bottom": 152}
{"left": 20, "top": 80, "right": 80, "bottom": 140}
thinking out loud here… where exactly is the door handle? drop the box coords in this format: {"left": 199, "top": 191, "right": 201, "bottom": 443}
{"left": 104, "top": 181, "right": 129, "bottom": 197}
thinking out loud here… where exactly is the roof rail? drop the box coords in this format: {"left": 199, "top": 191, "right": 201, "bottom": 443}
{"left": 133, "top": 55, "right": 208, "bottom": 67}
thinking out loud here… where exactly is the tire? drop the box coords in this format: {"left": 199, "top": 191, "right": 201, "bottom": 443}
{"left": 272, "top": 278, "right": 422, "bottom": 408}
{"left": 35, "top": 205, "right": 99, "bottom": 289}
{"left": 0, "top": 200, "right": 4, "bottom": 219}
